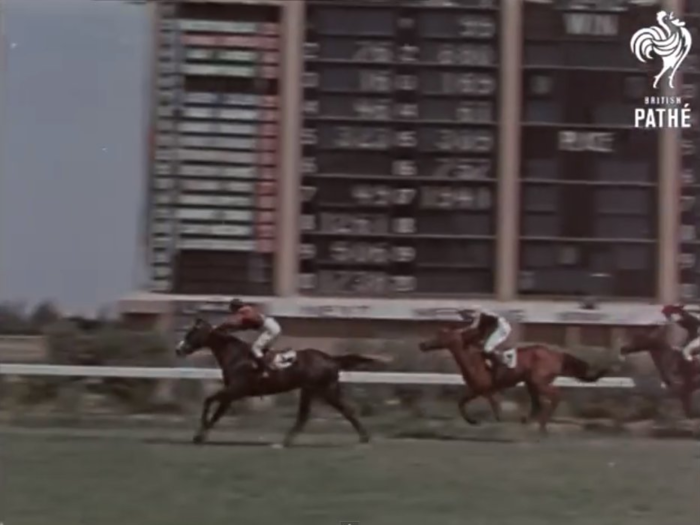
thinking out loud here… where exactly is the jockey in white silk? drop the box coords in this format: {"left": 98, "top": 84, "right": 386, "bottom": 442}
{"left": 662, "top": 304, "right": 700, "bottom": 362}
{"left": 458, "top": 306, "right": 512, "bottom": 366}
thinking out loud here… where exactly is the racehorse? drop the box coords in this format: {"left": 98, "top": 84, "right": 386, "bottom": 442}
{"left": 418, "top": 326, "right": 610, "bottom": 434}
{"left": 620, "top": 325, "right": 700, "bottom": 418}
{"left": 176, "top": 318, "right": 385, "bottom": 446}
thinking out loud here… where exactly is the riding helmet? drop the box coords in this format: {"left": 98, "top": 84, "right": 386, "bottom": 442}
{"left": 229, "top": 298, "right": 244, "bottom": 312}
{"left": 662, "top": 304, "right": 682, "bottom": 317}
{"left": 458, "top": 309, "right": 476, "bottom": 323}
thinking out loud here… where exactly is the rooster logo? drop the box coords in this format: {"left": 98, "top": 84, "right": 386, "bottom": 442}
{"left": 630, "top": 11, "right": 692, "bottom": 89}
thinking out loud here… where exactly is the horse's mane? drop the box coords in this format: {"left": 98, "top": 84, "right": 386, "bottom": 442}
{"left": 205, "top": 327, "right": 250, "bottom": 353}
{"left": 217, "top": 331, "right": 248, "bottom": 347}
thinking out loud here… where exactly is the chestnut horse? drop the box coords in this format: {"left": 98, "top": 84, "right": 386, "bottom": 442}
{"left": 419, "top": 326, "right": 610, "bottom": 433}
{"left": 176, "top": 318, "right": 385, "bottom": 446}
{"left": 620, "top": 324, "right": 700, "bottom": 417}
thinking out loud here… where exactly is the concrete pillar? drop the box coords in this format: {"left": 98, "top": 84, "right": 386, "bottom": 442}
{"left": 658, "top": 0, "right": 683, "bottom": 302}
{"left": 496, "top": 0, "right": 523, "bottom": 299}
{"left": 275, "top": 0, "right": 305, "bottom": 296}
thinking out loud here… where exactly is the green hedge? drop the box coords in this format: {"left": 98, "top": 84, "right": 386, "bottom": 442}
{"left": 13, "top": 320, "right": 171, "bottom": 412}
{"left": 4, "top": 329, "right": 696, "bottom": 421}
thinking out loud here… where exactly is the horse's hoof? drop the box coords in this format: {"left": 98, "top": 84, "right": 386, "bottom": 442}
{"left": 359, "top": 435, "right": 371, "bottom": 444}
{"left": 271, "top": 443, "right": 284, "bottom": 450}
{"left": 192, "top": 434, "right": 205, "bottom": 444}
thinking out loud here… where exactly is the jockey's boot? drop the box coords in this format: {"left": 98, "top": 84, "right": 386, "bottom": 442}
{"left": 253, "top": 355, "right": 271, "bottom": 377}
{"left": 489, "top": 353, "right": 506, "bottom": 384}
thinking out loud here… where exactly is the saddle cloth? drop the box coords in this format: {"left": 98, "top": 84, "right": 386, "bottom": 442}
{"left": 268, "top": 349, "right": 297, "bottom": 369}
{"left": 501, "top": 348, "right": 517, "bottom": 369}
{"left": 485, "top": 348, "right": 518, "bottom": 369}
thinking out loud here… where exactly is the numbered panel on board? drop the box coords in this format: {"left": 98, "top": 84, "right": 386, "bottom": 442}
{"left": 518, "top": 0, "right": 662, "bottom": 299}
{"left": 299, "top": 0, "right": 502, "bottom": 296}
{"left": 149, "top": 2, "right": 279, "bottom": 295}
{"left": 679, "top": 2, "right": 700, "bottom": 300}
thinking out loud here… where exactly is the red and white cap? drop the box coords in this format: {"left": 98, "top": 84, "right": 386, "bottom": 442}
{"left": 661, "top": 304, "right": 683, "bottom": 316}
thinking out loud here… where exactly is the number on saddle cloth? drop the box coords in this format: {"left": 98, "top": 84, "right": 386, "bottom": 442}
{"left": 501, "top": 348, "right": 517, "bottom": 369}
{"left": 271, "top": 349, "right": 297, "bottom": 369}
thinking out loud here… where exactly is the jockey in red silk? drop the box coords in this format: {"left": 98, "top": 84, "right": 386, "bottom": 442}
{"left": 662, "top": 304, "right": 700, "bottom": 362}
{"left": 458, "top": 307, "right": 512, "bottom": 371}
{"left": 216, "top": 298, "right": 282, "bottom": 375}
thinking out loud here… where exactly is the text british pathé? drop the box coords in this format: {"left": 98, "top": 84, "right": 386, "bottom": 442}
{"left": 634, "top": 96, "right": 692, "bottom": 129}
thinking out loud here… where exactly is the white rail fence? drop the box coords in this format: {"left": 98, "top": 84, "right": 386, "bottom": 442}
{"left": 0, "top": 364, "right": 636, "bottom": 389}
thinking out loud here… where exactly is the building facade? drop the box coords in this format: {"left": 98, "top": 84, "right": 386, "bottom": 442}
{"left": 140, "top": 0, "right": 697, "bottom": 308}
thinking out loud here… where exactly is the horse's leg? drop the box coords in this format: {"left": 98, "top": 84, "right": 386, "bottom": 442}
{"left": 207, "top": 393, "right": 237, "bottom": 426}
{"left": 486, "top": 393, "right": 502, "bottom": 422}
{"left": 458, "top": 388, "right": 501, "bottom": 424}
{"left": 458, "top": 390, "right": 481, "bottom": 426}
{"left": 521, "top": 380, "right": 542, "bottom": 425}
{"left": 193, "top": 387, "right": 242, "bottom": 444}
{"left": 534, "top": 380, "right": 560, "bottom": 436}
{"left": 680, "top": 384, "right": 694, "bottom": 419}
{"left": 319, "top": 382, "right": 370, "bottom": 443}
{"left": 193, "top": 391, "right": 220, "bottom": 443}
{"left": 282, "top": 388, "right": 313, "bottom": 447}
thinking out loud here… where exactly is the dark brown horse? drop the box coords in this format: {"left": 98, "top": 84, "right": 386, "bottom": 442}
{"left": 418, "top": 326, "right": 610, "bottom": 433}
{"left": 620, "top": 325, "right": 700, "bottom": 417}
{"left": 176, "top": 318, "right": 384, "bottom": 446}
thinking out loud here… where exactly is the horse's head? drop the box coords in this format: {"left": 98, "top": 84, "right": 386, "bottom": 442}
{"left": 619, "top": 325, "right": 668, "bottom": 356}
{"left": 419, "top": 326, "right": 466, "bottom": 352}
{"left": 175, "top": 317, "right": 213, "bottom": 357}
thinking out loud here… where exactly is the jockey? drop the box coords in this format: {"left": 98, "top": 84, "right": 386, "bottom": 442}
{"left": 458, "top": 306, "right": 512, "bottom": 374}
{"left": 217, "top": 298, "right": 281, "bottom": 375}
{"left": 661, "top": 304, "right": 700, "bottom": 362}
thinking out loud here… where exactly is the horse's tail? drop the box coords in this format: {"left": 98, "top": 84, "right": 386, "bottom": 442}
{"left": 332, "top": 353, "right": 391, "bottom": 370}
{"left": 560, "top": 353, "right": 608, "bottom": 383}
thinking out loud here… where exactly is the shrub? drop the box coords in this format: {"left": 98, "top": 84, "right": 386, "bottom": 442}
{"left": 21, "top": 320, "right": 172, "bottom": 412}
{"left": 0, "top": 302, "right": 33, "bottom": 334}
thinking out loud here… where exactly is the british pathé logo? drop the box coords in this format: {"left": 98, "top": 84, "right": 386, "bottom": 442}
{"left": 630, "top": 11, "right": 693, "bottom": 129}
{"left": 631, "top": 10, "right": 691, "bottom": 89}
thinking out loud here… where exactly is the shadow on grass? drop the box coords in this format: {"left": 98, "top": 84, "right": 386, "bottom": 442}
{"left": 390, "top": 430, "right": 517, "bottom": 443}
{"left": 144, "top": 436, "right": 351, "bottom": 448}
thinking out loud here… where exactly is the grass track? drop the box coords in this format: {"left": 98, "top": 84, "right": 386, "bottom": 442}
{"left": 1, "top": 428, "right": 698, "bottom": 525}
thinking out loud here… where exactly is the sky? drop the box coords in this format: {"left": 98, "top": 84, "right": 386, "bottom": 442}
{"left": 0, "top": 0, "right": 149, "bottom": 314}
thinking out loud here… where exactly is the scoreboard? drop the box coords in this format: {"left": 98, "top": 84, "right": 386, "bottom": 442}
{"left": 518, "top": 0, "right": 661, "bottom": 299}
{"left": 144, "top": 0, "right": 690, "bottom": 302}
{"left": 298, "top": 0, "right": 502, "bottom": 296}
{"left": 148, "top": 1, "right": 279, "bottom": 295}
{"left": 680, "top": 0, "right": 700, "bottom": 300}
